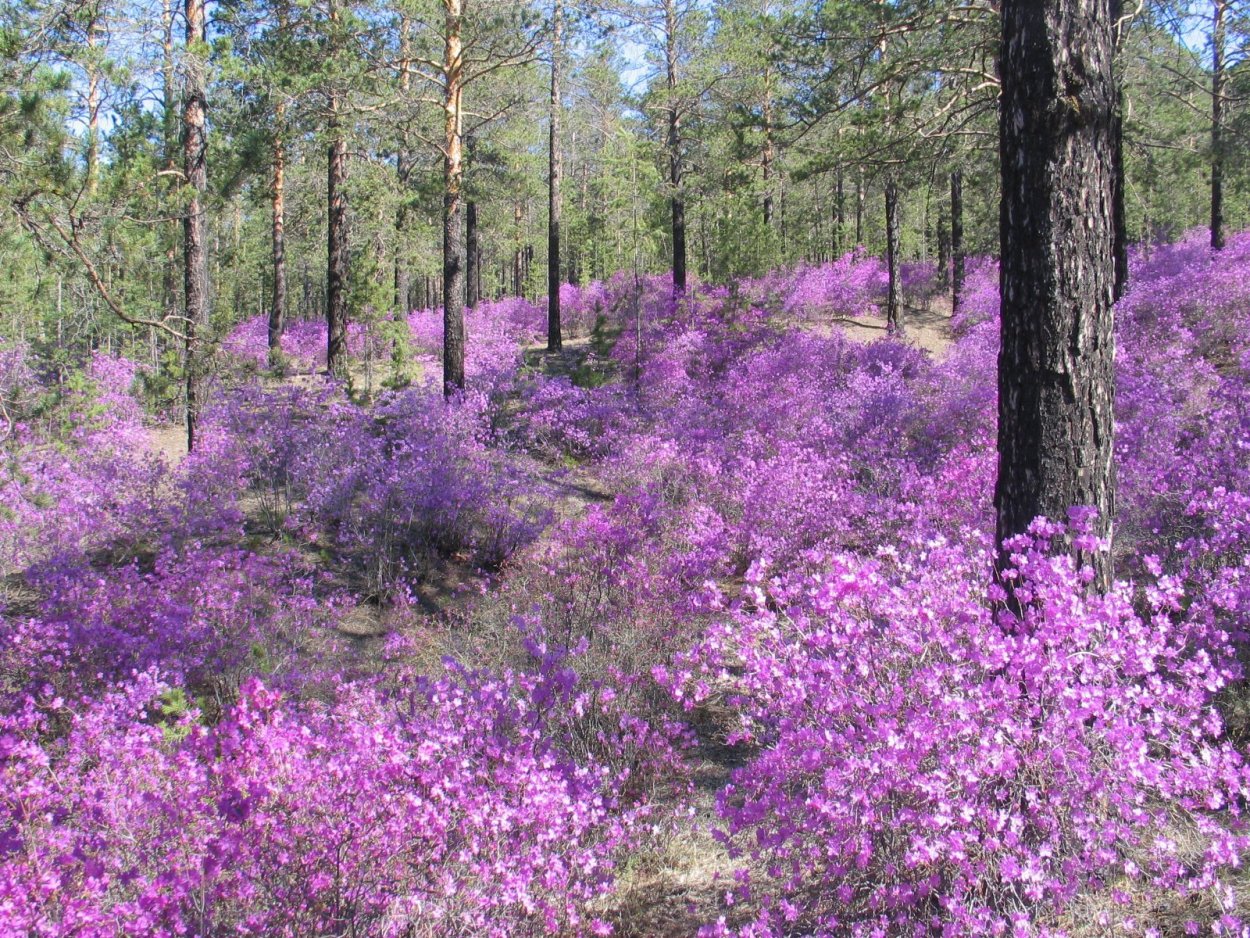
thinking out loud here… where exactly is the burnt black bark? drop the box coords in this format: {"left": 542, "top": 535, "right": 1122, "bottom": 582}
{"left": 835, "top": 171, "right": 845, "bottom": 255}
{"left": 1112, "top": 89, "right": 1128, "bottom": 299}
{"left": 996, "top": 0, "right": 1117, "bottom": 590}
{"left": 885, "top": 178, "right": 902, "bottom": 334}
{"left": 326, "top": 124, "right": 349, "bottom": 379}
{"left": 547, "top": 0, "right": 564, "bottom": 350}
{"left": 854, "top": 173, "right": 864, "bottom": 246}
{"left": 665, "top": 0, "right": 686, "bottom": 294}
{"left": 466, "top": 198, "right": 480, "bottom": 309}
{"left": 1111, "top": 0, "right": 1128, "bottom": 299}
{"left": 1211, "top": 0, "right": 1227, "bottom": 250}
{"left": 950, "top": 170, "right": 964, "bottom": 311}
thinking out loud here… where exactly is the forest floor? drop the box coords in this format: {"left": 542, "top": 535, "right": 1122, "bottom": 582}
{"left": 821, "top": 295, "right": 953, "bottom": 357}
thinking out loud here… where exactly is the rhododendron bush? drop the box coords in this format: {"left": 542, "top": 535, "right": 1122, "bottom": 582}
{"left": 0, "top": 662, "right": 662, "bottom": 937}
{"left": 4, "top": 231, "right": 1250, "bottom": 935}
{"left": 679, "top": 523, "right": 1248, "bottom": 936}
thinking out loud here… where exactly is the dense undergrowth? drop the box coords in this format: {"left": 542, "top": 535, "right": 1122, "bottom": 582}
{"left": 2, "top": 233, "right": 1250, "bottom": 935}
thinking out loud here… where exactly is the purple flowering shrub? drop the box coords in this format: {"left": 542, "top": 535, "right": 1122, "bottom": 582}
{"left": 222, "top": 316, "right": 378, "bottom": 373}
{"left": 210, "top": 382, "right": 549, "bottom": 596}
{"left": 738, "top": 250, "right": 888, "bottom": 320}
{"left": 678, "top": 520, "right": 1249, "bottom": 936}
{"left": 4, "top": 545, "right": 336, "bottom": 710}
{"left": 495, "top": 233, "right": 1250, "bottom": 932}
{"left": 406, "top": 297, "right": 543, "bottom": 397}
{"left": 0, "top": 354, "right": 180, "bottom": 579}
{"left": 0, "top": 659, "right": 663, "bottom": 937}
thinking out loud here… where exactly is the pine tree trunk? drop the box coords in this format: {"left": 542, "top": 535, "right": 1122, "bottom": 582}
{"left": 547, "top": 0, "right": 564, "bottom": 351}
{"left": 326, "top": 119, "right": 349, "bottom": 378}
{"left": 442, "top": 0, "right": 466, "bottom": 393}
{"left": 182, "top": 0, "right": 209, "bottom": 452}
{"left": 665, "top": 0, "right": 686, "bottom": 294}
{"left": 835, "top": 171, "right": 844, "bottom": 255}
{"left": 395, "top": 194, "right": 410, "bottom": 315}
{"left": 86, "top": 13, "right": 102, "bottom": 196}
{"left": 1112, "top": 87, "right": 1128, "bottom": 300}
{"left": 762, "top": 67, "right": 775, "bottom": 228}
{"left": 324, "top": 0, "right": 348, "bottom": 378}
{"left": 855, "top": 173, "right": 864, "bottom": 246}
{"left": 885, "top": 178, "right": 902, "bottom": 334}
{"left": 269, "top": 119, "right": 287, "bottom": 363}
{"left": 1211, "top": 0, "right": 1227, "bottom": 251}
{"left": 950, "top": 170, "right": 964, "bottom": 311}
{"left": 466, "top": 199, "right": 479, "bottom": 309}
{"left": 996, "top": 0, "right": 1117, "bottom": 590}
{"left": 395, "top": 16, "right": 412, "bottom": 315}
{"left": 1111, "top": 0, "right": 1128, "bottom": 299}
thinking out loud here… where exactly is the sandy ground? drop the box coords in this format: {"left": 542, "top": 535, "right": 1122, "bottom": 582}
{"left": 817, "top": 295, "right": 953, "bottom": 358}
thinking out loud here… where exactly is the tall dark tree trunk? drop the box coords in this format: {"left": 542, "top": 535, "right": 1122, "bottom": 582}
{"left": 442, "top": 0, "right": 466, "bottom": 393}
{"left": 665, "top": 0, "right": 686, "bottom": 294}
{"left": 950, "top": 169, "right": 964, "bottom": 311}
{"left": 835, "top": 171, "right": 845, "bottom": 254}
{"left": 395, "top": 193, "right": 410, "bottom": 314}
{"left": 326, "top": 117, "right": 349, "bottom": 378}
{"left": 301, "top": 258, "right": 312, "bottom": 317}
{"left": 395, "top": 16, "right": 413, "bottom": 316}
{"left": 269, "top": 117, "right": 287, "bottom": 362}
{"left": 182, "top": 0, "right": 208, "bottom": 452}
{"left": 762, "top": 66, "right": 775, "bottom": 228}
{"left": 324, "top": 0, "right": 348, "bottom": 378}
{"left": 466, "top": 198, "right": 480, "bottom": 309}
{"left": 1111, "top": 0, "right": 1128, "bottom": 299}
{"left": 885, "top": 178, "right": 902, "bottom": 334}
{"left": 854, "top": 173, "right": 864, "bottom": 246}
{"left": 937, "top": 208, "right": 951, "bottom": 287}
{"left": 1211, "top": 0, "right": 1227, "bottom": 250}
{"left": 547, "top": 0, "right": 564, "bottom": 350}
{"left": 1111, "top": 89, "right": 1128, "bottom": 299}
{"left": 996, "top": 0, "right": 1117, "bottom": 591}
{"left": 512, "top": 202, "right": 523, "bottom": 297}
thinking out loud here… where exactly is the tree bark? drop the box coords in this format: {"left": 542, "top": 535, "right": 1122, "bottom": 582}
{"left": 835, "top": 171, "right": 844, "bottom": 255}
{"left": 996, "top": 0, "right": 1117, "bottom": 590}
{"left": 665, "top": 0, "right": 686, "bottom": 294}
{"left": 182, "top": 0, "right": 209, "bottom": 452}
{"left": 326, "top": 115, "right": 349, "bottom": 378}
{"left": 854, "top": 172, "right": 864, "bottom": 245}
{"left": 442, "top": 0, "right": 466, "bottom": 393}
{"left": 1111, "top": 0, "right": 1128, "bottom": 299}
{"left": 950, "top": 169, "right": 964, "bottom": 311}
{"left": 466, "top": 198, "right": 480, "bottom": 309}
{"left": 885, "top": 178, "right": 902, "bottom": 334}
{"left": 547, "top": 0, "right": 564, "bottom": 350}
{"left": 762, "top": 66, "right": 775, "bottom": 228}
{"left": 86, "top": 10, "right": 102, "bottom": 196}
{"left": 269, "top": 112, "right": 287, "bottom": 363}
{"left": 395, "top": 15, "right": 413, "bottom": 316}
{"left": 1211, "top": 0, "right": 1227, "bottom": 250}
{"left": 1111, "top": 88, "right": 1128, "bottom": 300}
